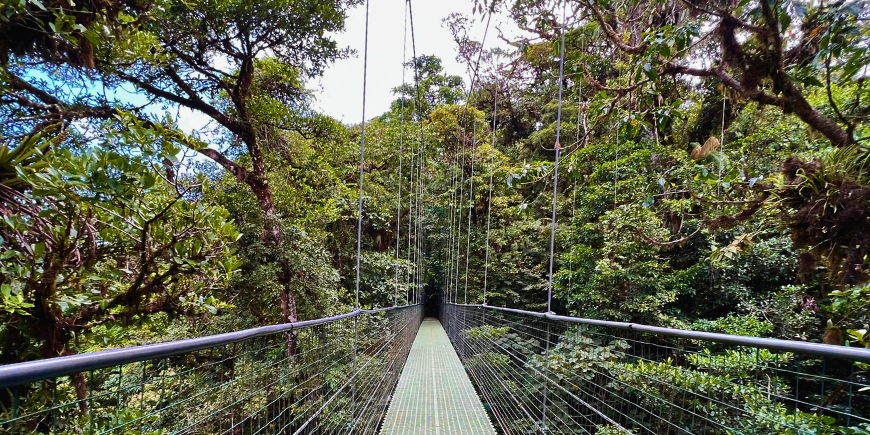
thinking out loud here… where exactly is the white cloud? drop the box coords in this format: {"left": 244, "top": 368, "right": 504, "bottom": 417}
{"left": 313, "top": 0, "right": 517, "bottom": 124}
{"left": 175, "top": 106, "right": 213, "bottom": 136}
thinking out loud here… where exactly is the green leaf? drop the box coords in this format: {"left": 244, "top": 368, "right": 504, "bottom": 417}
{"left": 803, "top": 76, "right": 823, "bottom": 87}
{"left": 29, "top": 0, "right": 47, "bottom": 11}
{"left": 659, "top": 44, "right": 671, "bottom": 58}
{"left": 779, "top": 11, "right": 791, "bottom": 30}
{"left": 32, "top": 242, "right": 45, "bottom": 259}
{"left": 142, "top": 173, "right": 156, "bottom": 189}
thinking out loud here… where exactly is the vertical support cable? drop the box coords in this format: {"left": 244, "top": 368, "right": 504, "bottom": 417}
{"left": 418, "top": 91, "right": 424, "bottom": 304}
{"left": 413, "top": 146, "right": 418, "bottom": 305}
{"left": 418, "top": 134, "right": 425, "bottom": 304}
{"left": 462, "top": 107, "right": 476, "bottom": 358}
{"left": 447, "top": 149, "right": 458, "bottom": 304}
{"left": 394, "top": 0, "right": 409, "bottom": 307}
{"left": 545, "top": 2, "right": 567, "bottom": 314}
{"left": 445, "top": 9, "right": 491, "bottom": 306}
{"left": 464, "top": 93, "right": 478, "bottom": 305}
{"left": 408, "top": 0, "right": 426, "bottom": 305}
{"left": 454, "top": 125, "right": 465, "bottom": 303}
{"left": 542, "top": 4, "right": 567, "bottom": 432}
{"left": 410, "top": 141, "right": 418, "bottom": 304}
{"left": 614, "top": 120, "right": 619, "bottom": 209}
{"left": 450, "top": 145, "right": 460, "bottom": 303}
{"left": 355, "top": 0, "right": 371, "bottom": 310}
{"left": 407, "top": 141, "right": 415, "bottom": 302}
{"left": 568, "top": 37, "right": 582, "bottom": 295}
{"left": 352, "top": 0, "right": 370, "bottom": 426}
{"left": 578, "top": 31, "right": 587, "bottom": 148}
{"left": 717, "top": 92, "right": 727, "bottom": 197}
{"left": 483, "top": 82, "right": 497, "bottom": 305}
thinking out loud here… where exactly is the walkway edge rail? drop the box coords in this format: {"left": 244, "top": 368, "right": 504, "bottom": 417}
{"left": 446, "top": 303, "right": 870, "bottom": 363}
{"left": 0, "top": 304, "right": 420, "bottom": 388}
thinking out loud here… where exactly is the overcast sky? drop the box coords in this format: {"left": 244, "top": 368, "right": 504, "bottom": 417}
{"left": 312, "top": 0, "right": 516, "bottom": 124}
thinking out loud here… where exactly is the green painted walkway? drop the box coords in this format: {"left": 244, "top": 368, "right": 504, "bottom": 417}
{"left": 380, "top": 318, "right": 497, "bottom": 435}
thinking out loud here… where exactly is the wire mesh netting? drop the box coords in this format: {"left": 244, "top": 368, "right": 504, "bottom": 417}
{"left": 1, "top": 305, "right": 423, "bottom": 435}
{"left": 441, "top": 303, "right": 870, "bottom": 435}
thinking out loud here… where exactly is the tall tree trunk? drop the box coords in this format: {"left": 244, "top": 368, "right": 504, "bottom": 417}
{"left": 279, "top": 287, "right": 298, "bottom": 323}
{"left": 242, "top": 124, "right": 299, "bottom": 358}
{"left": 72, "top": 372, "right": 89, "bottom": 414}
{"left": 245, "top": 142, "right": 280, "bottom": 241}
{"left": 247, "top": 174, "right": 281, "bottom": 242}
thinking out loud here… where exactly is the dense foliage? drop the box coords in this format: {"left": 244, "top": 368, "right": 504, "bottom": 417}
{"left": 1, "top": 0, "right": 869, "bottom": 431}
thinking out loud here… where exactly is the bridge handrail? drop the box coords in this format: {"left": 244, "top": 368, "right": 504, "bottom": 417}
{"left": 0, "top": 304, "right": 419, "bottom": 388}
{"left": 448, "top": 303, "right": 870, "bottom": 363}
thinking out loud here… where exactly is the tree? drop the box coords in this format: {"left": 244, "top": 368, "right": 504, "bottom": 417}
{"left": 0, "top": 124, "right": 239, "bottom": 409}
{"left": 0, "top": 0, "right": 154, "bottom": 67}
{"left": 106, "top": 0, "right": 355, "bottom": 239}
{"left": 109, "top": 0, "right": 361, "bottom": 323}
{"left": 392, "top": 56, "right": 464, "bottom": 117}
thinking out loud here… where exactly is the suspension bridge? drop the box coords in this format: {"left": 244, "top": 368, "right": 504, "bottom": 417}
{"left": 2, "top": 0, "right": 870, "bottom": 433}
{"left": 2, "top": 302, "right": 870, "bottom": 434}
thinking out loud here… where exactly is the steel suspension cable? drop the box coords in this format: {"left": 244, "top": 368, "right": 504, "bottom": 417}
{"left": 418, "top": 187, "right": 425, "bottom": 303}
{"left": 568, "top": 36, "right": 583, "bottom": 295}
{"left": 612, "top": 50, "right": 621, "bottom": 210}
{"left": 418, "top": 127, "right": 426, "bottom": 304}
{"left": 451, "top": 10, "right": 492, "bottom": 304}
{"left": 411, "top": 142, "right": 418, "bottom": 302}
{"left": 446, "top": 150, "right": 456, "bottom": 302}
{"left": 718, "top": 90, "right": 726, "bottom": 197}
{"left": 482, "top": 81, "right": 497, "bottom": 305}
{"left": 406, "top": 137, "right": 415, "bottom": 302}
{"left": 541, "top": 4, "right": 567, "bottom": 431}
{"left": 453, "top": 135, "right": 463, "bottom": 303}
{"left": 578, "top": 31, "right": 585, "bottom": 146}
{"left": 354, "top": 0, "right": 371, "bottom": 310}
{"left": 448, "top": 141, "right": 461, "bottom": 303}
{"left": 417, "top": 131, "right": 422, "bottom": 299}
{"left": 463, "top": 101, "right": 478, "bottom": 305}
{"left": 404, "top": 56, "right": 415, "bottom": 303}
{"left": 415, "top": 147, "right": 423, "bottom": 303}
{"left": 408, "top": 0, "right": 426, "bottom": 304}
{"left": 350, "top": 3, "right": 371, "bottom": 421}
{"left": 545, "top": 3, "right": 567, "bottom": 314}
{"left": 454, "top": 129, "right": 465, "bottom": 303}
{"left": 393, "top": 0, "right": 409, "bottom": 307}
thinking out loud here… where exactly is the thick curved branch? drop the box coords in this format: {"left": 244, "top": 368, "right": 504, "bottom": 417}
{"left": 198, "top": 147, "right": 249, "bottom": 182}
{"left": 584, "top": 0, "right": 647, "bottom": 54}
{"left": 663, "top": 61, "right": 852, "bottom": 146}
{"left": 636, "top": 227, "right": 701, "bottom": 247}
{"left": 116, "top": 71, "right": 245, "bottom": 135}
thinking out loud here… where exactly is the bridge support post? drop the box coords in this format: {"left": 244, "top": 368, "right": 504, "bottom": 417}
{"left": 540, "top": 314, "right": 554, "bottom": 434}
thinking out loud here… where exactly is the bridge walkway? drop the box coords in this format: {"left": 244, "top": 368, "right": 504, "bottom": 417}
{"left": 380, "top": 318, "right": 496, "bottom": 435}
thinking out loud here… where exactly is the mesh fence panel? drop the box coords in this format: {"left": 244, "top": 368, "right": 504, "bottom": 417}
{"left": 1, "top": 305, "right": 423, "bottom": 435}
{"left": 442, "top": 304, "right": 870, "bottom": 435}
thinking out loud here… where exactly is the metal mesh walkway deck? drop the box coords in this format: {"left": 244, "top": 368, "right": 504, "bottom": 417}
{"left": 380, "top": 318, "right": 497, "bottom": 435}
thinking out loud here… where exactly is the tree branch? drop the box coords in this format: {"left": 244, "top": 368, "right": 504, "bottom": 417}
{"left": 584, "top": 0, "right": 647, "bottom": 54}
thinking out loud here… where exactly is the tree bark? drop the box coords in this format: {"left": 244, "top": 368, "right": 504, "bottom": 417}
{"left": 72, "top": 372, "right": 89, "bottom": 414}
{"left": 280, "top": 287, "right": 299, "bottom": 360}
